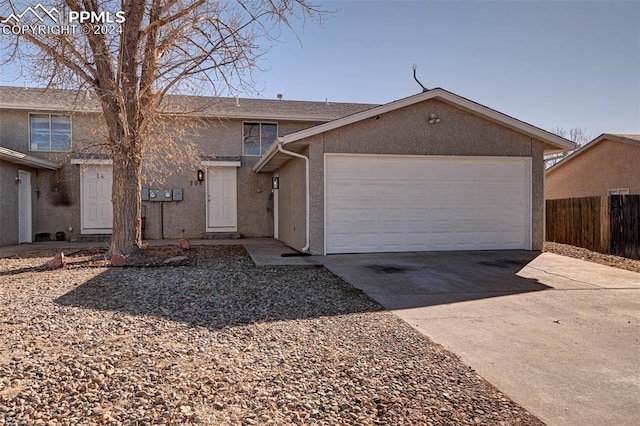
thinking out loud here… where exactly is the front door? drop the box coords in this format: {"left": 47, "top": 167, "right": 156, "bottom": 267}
{"left": 206, "top": 166, "right": 237, "bottom": 232}
{"left": 18, "top": 170, "right": 32, "bottom": 243}
{"left": 81, "top": 165, "right": 113, "bottom": 233}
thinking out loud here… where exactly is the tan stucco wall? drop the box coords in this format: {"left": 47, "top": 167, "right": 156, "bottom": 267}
{"left": 279, "top": 99, "right": 546, "bottom": 254}
{"left": 139, "top": 119, "right": 309, "bottom": 239}
{"left": 0, "top": 160, "right": 21, "bottom": 245}
{"left": 0, "top": 107, "right": 318, "bottom": 243}
{"left": 546, "top": 140, "right": 640, "bottom": 199}
{"left": 0, "top": 110, "right": 96, "bottom": 242}
{"left": 276, "top": 146, "right": 308, "bottom": 251}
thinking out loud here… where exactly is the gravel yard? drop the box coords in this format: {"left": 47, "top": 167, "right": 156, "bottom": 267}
{"left": 0, "top": 245, "right": 542, "bottom": 425}
{"left": 544, "top": 241, "right": 640, "bottom": 273}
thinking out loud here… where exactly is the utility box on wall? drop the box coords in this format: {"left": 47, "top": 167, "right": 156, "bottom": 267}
{"left": 143, "top": 189, "right": 172, "bottom": 201}
{"left": 141, "top": 188, "right": 183, "bottom": 202}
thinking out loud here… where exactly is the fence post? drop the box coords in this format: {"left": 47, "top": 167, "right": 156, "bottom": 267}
{"left": 601, "top": 195, "right": 610, "bottom": 254}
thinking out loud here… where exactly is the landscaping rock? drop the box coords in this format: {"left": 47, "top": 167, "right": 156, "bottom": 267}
{"left": 110, "top": 253, "right": 126, "bottom": 267}
{"left": 163, "top": 255, "right": 189, "bottom": 266}
{"left": 0, "top": 245, "right": 543, "bottom": 425}
{"left": 46, "top": 252, "right": 65, "bottom": 270}
{"left": 178, "top": 238, "right": 190, "bottom": 250}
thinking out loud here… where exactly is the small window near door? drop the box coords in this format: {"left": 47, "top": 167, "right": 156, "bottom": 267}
{"left": 30, "top": 114, "right": 72, "bottom": 151}
{"left": 243, "top": 122, "right": 277, "bottom": 156}
{"left": 608, "top": 188, "right": 630, "bottom": 195}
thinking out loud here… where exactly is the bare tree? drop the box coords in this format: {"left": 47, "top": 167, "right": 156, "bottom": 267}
{"left": 545, "top": 126, "right": 593, "bottom": 168}
{"left": 1, "top": 0, "right": 323, "bottom": 255}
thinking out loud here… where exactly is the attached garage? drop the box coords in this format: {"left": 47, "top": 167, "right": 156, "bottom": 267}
{"left": 253, "top": 87, "right": 575, "bottom": 255}
{"left": 325, "top": 154, "right": 531, "bottom": 254}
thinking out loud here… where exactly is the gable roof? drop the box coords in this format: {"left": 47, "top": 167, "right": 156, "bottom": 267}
{"left": 254, "top": 87, "right": 576, "bottom": 173}
{"left": 0, "top": 86, "right": 376, "bottom": 122}
{"left": 546, "top": 133, "right": 640, "bottom": 174}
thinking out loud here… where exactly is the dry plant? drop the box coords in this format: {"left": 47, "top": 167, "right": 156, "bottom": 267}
{"left": 545, "top": 126, "right": 592, "bottom": 168}
{"left": 0, "top": 0, "right": 325, "bottom": 255}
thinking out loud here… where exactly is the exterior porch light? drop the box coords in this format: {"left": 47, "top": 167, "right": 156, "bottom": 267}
{"left": 197, "top": 169, "right": 205, "bottom": 182}
{"left": 272, "top": 176, "right": 279, "bottom": 190}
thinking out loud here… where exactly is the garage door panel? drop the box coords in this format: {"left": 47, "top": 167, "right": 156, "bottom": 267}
{"left": 326, "top": 155, "right": 530, "bottom": 254}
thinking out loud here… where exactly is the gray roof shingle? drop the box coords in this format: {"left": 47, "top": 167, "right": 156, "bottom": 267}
{"left": 0, "top": 86, "right": 377, "bottom": 122}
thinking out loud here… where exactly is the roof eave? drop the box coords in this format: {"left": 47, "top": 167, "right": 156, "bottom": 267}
{"left": 0, "top": 147, "right": 61, "bottom": 170}
{"left": 278, "top": 88, "right": 575, "bottom": 150}
{"left": 255, "top": 88, "right": 576, "bottom": 172}
{"left": 253, "top": 137, "right": 285, "bottom": 173}
{"left": 546, "top": 133, "right": 640, "bottom": 174}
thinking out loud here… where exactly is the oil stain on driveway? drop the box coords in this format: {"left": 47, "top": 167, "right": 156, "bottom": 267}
{"left": 321, "top": 250, "right": 640, "bottom": 426}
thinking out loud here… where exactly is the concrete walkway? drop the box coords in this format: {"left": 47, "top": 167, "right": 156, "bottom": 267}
{"left": 3, "top": 239, "right": 639, "bottom": 425}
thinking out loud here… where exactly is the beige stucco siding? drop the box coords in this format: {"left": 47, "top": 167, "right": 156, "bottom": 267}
{"left": 0, "top": 161, "right": 21, "bottom": 245}
{"left": 1, "top": 107, "right": 321, "bottom": 243}
{"left": 546, "top": 140, "right": 640, "bottom": 199}
{"left": 298, "top": 99, "right": 546, "bottom": 253}
{"left": 276, "top": 146, "right": 308, "bottom": 250}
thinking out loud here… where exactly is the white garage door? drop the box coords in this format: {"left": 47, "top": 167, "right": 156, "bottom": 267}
{"left": 325, "top": 154, "right": 531, "bottom": 254}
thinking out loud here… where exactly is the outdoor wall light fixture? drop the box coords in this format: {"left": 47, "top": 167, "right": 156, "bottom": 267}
{"left": 15, "top": 176, "right": 21, "bottom": 184}
{"left": 197, "top": 169, "right": 205, "bottom": 182}
{"left": 428, "top": 113, "right": 440, "bottom": 124}
{"left": 272, "top": 176, "right": 279, "bottom": 190}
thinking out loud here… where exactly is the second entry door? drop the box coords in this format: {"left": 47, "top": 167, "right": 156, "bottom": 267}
{"left": 206, "top": 166, "right": 237, "bottom": 232}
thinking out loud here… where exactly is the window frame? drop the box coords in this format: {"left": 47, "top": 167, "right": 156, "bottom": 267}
{"left": 607, "top": 188, "right": 630, "bottom": 195}
{"left": 29, "top": 113, "right": 73, "bottom": 152}
{"left": 242, "top": 121, "right": 278, "bottom": 156}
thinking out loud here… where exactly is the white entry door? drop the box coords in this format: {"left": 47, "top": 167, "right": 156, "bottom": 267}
{"left": 18, "top": 170, "right": 32, "bottom": 243}
{"left": 325, "top": 154, "right": 531, "bottom": 254}
{"left": 206, "top": 166, "right": 238, "bottom": 232}
{"left": 81, "top": 165, "right": 113, "bottom": 233}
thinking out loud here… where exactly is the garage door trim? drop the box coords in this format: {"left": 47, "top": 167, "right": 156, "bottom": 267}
{"left": 323, "top": 153, "right": 532, "bottom": 254}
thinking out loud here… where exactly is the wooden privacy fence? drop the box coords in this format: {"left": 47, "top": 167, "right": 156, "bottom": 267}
{"left": 546, "top": 195, "right": 640, "bottom": 259}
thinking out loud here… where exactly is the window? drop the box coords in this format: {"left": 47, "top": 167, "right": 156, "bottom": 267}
{"left": 243, "top": 122, "right": 277, "bottom": 156}
{"left": 608, "top": 188, "right": 630, "bottom": 195}
{"left": 30, "top": 114, "right": 72, "bottom": 151}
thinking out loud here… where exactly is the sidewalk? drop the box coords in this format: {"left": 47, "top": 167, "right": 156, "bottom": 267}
{"left": 0, "top": 238, "right": 316, "bottom": 266}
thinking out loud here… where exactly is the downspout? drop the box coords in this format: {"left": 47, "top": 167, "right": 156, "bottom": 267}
{"left": 277, "top": 143, "right": 310, "bottom": 252}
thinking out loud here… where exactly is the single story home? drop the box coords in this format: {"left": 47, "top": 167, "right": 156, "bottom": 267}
{"left": 254, "top": 88, "right": 574, "bottom": 254}
{"left": 1, "top": 85, "right": 574, "bottom": 253}
{"left": 546, "top": 133, "right": 640, "bottom": 199}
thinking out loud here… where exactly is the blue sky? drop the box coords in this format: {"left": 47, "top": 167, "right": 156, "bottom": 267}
{"left": 1, "top": 0, "right": 638, "bottom": 137}
{"left": 255, "top": 0, "right": 640, "bottom": 138}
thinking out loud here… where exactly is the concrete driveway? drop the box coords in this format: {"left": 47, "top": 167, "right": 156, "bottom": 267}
{"left": 320, "top": 250, "right": 640, "bottom": 426}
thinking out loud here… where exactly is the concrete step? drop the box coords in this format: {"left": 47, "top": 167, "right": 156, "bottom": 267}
{"left": 201, "top": 232, "right": 243, "bottom": 240}
{"left": 70, "top": 234, "right": 112, "bottom": 243}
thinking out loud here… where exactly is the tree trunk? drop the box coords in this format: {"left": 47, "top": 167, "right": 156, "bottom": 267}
{"left": 110, "top": 147, "right": 143, "bottom": 255}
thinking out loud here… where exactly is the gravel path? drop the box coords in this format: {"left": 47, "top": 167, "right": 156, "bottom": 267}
{"left": 544, "top": 241, "right": 640, "bottom": 273}
{"left": 1, "top": 245, "right": 542, "bottom": 425}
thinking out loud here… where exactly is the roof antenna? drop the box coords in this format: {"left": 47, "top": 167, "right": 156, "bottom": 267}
{"left": 413, "top": 64, "right": 428, "bottom": 93}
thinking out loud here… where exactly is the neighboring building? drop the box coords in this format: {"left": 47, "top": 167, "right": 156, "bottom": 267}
{"left": 1, "top": 86, "right": 574, "bottom": 253}
{"left": 546, "top": 134, "right": 640, "bottom": 200}
{"left": 254, "top": 88, "right": 574, "bottom": 254}
{"left": 0, "top": 86, "right": 374, "bottom": 246}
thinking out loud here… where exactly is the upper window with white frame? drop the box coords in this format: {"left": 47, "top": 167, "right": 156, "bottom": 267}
{"left": 243, "top": 122, "right": 277, "bottom": 156}
{"left": 30, "top": 114, "right": 72, "bottom": 152}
